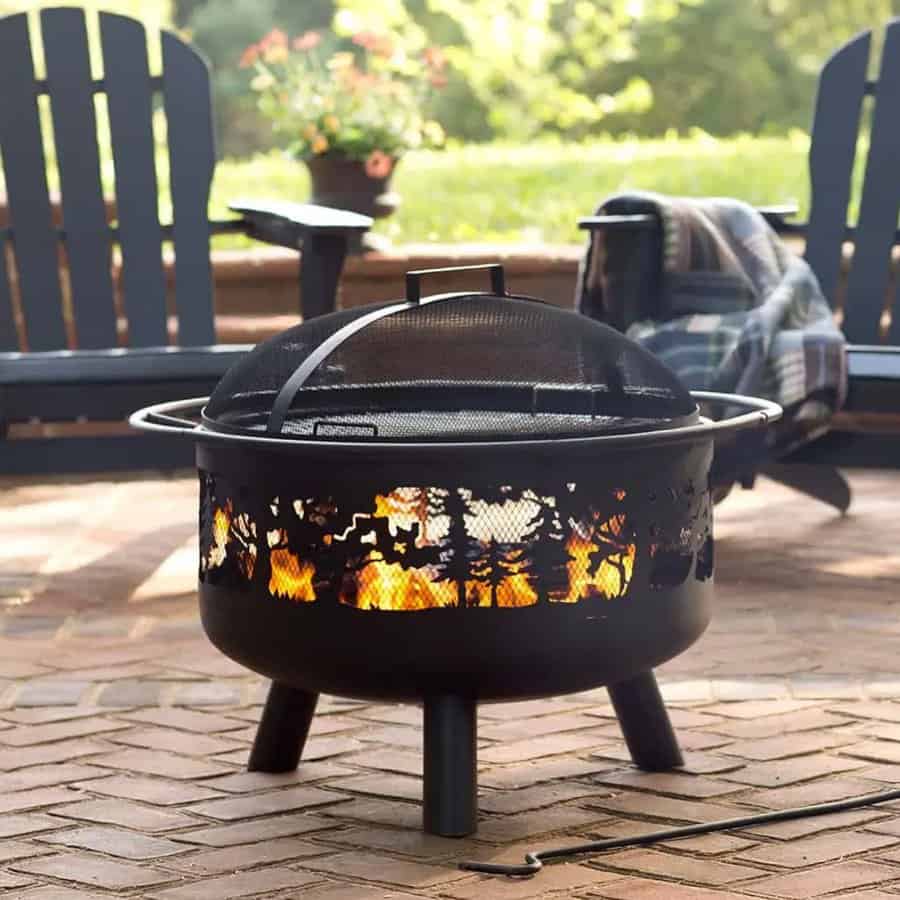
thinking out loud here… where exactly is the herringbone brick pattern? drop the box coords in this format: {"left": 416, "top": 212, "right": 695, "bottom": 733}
{"left": 0, "top": 470, "right": 899, "bottom": 897}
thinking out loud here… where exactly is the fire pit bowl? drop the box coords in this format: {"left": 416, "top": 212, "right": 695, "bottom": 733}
{"left": 131, "top": 264, "right": 780, "bottom": 837}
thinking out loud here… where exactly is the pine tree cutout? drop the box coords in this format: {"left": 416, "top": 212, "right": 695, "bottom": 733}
{"left": 522, "top": 498, "right": 572, "bottom": 602}
{"left": 471, "top": 537, "right": 523, "bottom": 607}
{"left": 433, "top": 487, "right": 480, "bottom": 608}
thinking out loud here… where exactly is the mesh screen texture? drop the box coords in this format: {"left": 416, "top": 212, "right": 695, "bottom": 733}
{"left": 205, "top": 294, "right": 696, "bottom": 441}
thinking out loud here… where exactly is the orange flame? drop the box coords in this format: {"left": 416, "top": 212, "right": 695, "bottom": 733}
{"left": 213, "top": 503, "right": 232, "bottom": 546}
{"left": 205, "top": 502, "right": 233, "bottom": 571}
{"left": 467, "top": 567, "right": 538, "bottom": 608}
{"left": 209, "top": 488, "right": 638, "bottom": 609}
{"left": 373, "top": 488, "right": 432, "bottom": 543}
{"left": 564, "top": 521, "right": 635, "bottom": 602}
{"left": 350, "top": 560, "right": 539, "bottom": 611}
{"left": 231, "top": 511, "right": 257, "bottom": 581}
{"left": 269, "top": 548, "right": 316, "bottom": 602}
{"left": 497, "top": 570, "right": 538, "bottom": 607}
{"left": 351, "top": 556, "right": 457, "bottom": 610}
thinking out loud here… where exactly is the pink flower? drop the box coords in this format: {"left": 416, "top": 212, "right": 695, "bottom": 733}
{"left": 262, "top": 43, "right": 289, "bottom": 64}
{"left": 352, "top": 31, "right": 377, "bottom": 50}
{"left": 352, "top": 31, "right": 394, "bottom": 57}
{"left": 292, "top": 31, "right": 321, "bottom": 51}
{"left": 239, "top": 43, "right": 259, "bottom": 68}
{"left": 258, "top": 28, "right": 287, "bottom": 51}
{"left": 351, "top": 72, "right": 376, "bottom": 91}
{"left": 423, "top": 46, "right": 446, "bottom": 71}
{"left": 365, "top": 150, "right": 394, "bottom": 178}
{"left": 373, "top": 35, "right": 394, "bottom": 57}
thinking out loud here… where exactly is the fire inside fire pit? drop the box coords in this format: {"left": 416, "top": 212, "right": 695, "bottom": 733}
{"left": 201, "top": 478, "right": 715, "bottom": 611}
{"left": 131, "top": 264, "right": 778, "bottom": 838}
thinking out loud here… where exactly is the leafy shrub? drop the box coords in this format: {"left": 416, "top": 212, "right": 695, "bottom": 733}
{"left": 241, "top": 27, "right": 446, "bottom": 163}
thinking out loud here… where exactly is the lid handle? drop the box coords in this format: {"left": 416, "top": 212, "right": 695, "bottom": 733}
{"left": 267, "top": 262, "right": 514, "bottom": 436}
{"left": 405, "top": 264, "right": 506, "bottom": 303}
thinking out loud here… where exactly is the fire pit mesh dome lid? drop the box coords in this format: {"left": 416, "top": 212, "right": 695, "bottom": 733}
{"left": 203, "top": 264, "right": 698, "bottom": 442}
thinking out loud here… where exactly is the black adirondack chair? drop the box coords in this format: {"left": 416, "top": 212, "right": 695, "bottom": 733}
{"left": 578, "top": 19, "right": 900, "bottom": 512}
{"left": 0, "top": 7, "right": 372, "bottom": 475}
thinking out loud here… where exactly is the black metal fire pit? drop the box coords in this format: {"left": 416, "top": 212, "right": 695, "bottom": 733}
{"left": 131, "top": 264, "right": 780, "bottom": 837}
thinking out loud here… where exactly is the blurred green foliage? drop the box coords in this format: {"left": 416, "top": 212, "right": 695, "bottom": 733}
{"left": 3, "top": 0, "right": 896, "bottom": 167}
{"left": 590, "top": 0, "right": 899, "bottom": 136}
{"left": 179, "top": 0, "right": 332, "bottom": 156}
{"left": 173, "top": 0, "right": 900, "bottom": 156}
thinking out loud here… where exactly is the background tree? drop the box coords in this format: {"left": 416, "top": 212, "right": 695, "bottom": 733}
{"left": 592, "top": 0, "right": 898, "bottom": 136}
{"left": 339, "top": 0, "right": 652, "bottom": 140}
{"left": 589, "top": 0, "right": 812, "bottom": 136}
{"left": 16, "top": 0, "right": 897, "bottom": 153}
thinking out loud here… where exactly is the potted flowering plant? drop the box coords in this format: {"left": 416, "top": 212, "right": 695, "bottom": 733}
{"left": 240, "top": 28, "right": 447, "bottom": 223}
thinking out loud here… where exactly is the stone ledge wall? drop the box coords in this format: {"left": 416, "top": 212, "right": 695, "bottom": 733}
{"left": 3, "top": 233, "right": 873, "bottom": 348}
{"left": 212, "top": 243, "right": 586, "bottom": 320}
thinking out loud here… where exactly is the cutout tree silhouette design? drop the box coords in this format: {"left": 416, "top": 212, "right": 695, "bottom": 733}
{"left": 587, "top": 507, "right": 636, "bottom": 598}
{"left": 522, "top": 497, "right": 572, "bottom": 602}
{"left": 277, "top": 496, "right": 369, "bottom": 604}
{"left": 224, "top": 502, "right": 257, "bottom": 584}
{"left": 250, "top": 494, "right": 281, "bottom": 596}
{"left": 199, "top": 472, "right": 219, "bottom": 577}
{"left": 350, "top": 507, "right": 442, "bottom": 609}
{"left": 433, "top": 487, "right": 480, "bottom": 608}
{"left": 471, "top": 537, "right": 524, "bottom": 607}
{"left": 201, "top": 478, "right": 652, "bottom": 608}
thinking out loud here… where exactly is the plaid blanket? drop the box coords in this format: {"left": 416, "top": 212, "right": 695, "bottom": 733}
{"left": 576, "top": 193, "right": 848, "bottom": 468}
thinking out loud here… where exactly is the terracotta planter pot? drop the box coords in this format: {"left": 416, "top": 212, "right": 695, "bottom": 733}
{"left": 305, "top": 155, "right": 400, "bottom": 221}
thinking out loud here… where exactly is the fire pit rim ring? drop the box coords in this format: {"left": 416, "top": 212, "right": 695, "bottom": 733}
{"left": 130, "top": 391, "right": 782, "bottom": 452}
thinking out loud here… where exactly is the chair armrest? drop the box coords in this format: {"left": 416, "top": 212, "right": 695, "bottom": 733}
{"left": 579, "top": 207, "right": 802, "bottom": 234}
{"left": 578, "top": 214, "right": 657, "bottom": 232}
{"left": 229, "top": 199, "right": 373, "bottom": 250}
{"left": 0, "top": 346, "right": 252, "bottom": 385}
{"left": 847, "top": 345, "right": 900, "bottom": 381}
{"left": 756, "top": 202, "right": 799, "bottom": 221}
{"left": 839, "top": 345, "right": 900, "bottom": 417}
{"left": 756, "top": 203, "right": 803, "bottom": 234}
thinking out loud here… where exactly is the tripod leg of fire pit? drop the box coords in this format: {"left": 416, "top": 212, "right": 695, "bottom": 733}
{"left": 607, "top": 670, "right": 683, "bottom": 770}
{"left": 248, "top": 682, "right": 318, "bottom": 773}
{"left": 423, "top": 695, "right": 477, "bottom": 837}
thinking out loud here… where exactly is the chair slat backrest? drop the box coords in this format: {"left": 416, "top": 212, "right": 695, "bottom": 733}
{"left": 806, "top": 18, "right": 900, "bottom": 346}
{"left": 162, "top": 30, "right": 215, "bottom": 346}
{"left": 843, "top": 19, "right": 900, "bottom": 345}
{"left": 0, "top": 233, "right": 17, "bottom": 350}
{"left": 0, "top": 6, "right": 218, "bottom": 352}
{"left": 43, "top": 7, "right": 117, "bottom": 349}
{"left": 0, "top": 12, "right": 67, "bottom": 350}
{"left": 805, "top": 28, "right": 870, "bottom": 311}
{"left": 100, "top": 10, "right": 170, "bottom": 348}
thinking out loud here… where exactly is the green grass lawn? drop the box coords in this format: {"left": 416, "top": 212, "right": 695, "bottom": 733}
{"left": 209, "top": 133, "right": 817, "bottom": 247}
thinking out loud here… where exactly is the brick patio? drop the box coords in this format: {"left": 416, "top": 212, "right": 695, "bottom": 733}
{"left": 1, "top": 468, "right": 899, "bottom": 898}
